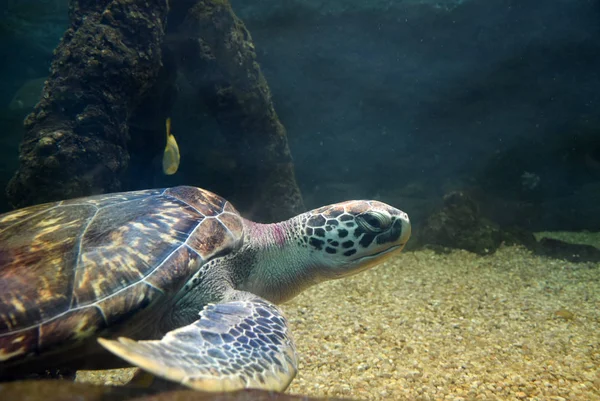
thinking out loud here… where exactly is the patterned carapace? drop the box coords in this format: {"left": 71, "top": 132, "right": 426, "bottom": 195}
{"left": 0, "top": 186, "right": 410, "bottom": 392}
{"left": 0, "top": 187, "right": 243, "bottom": 363}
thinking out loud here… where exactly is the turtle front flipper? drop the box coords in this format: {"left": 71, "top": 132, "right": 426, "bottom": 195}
{"left": 98, "top": 296, "right": 297, "bottom": 392}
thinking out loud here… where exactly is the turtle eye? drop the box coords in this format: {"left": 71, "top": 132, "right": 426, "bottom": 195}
{"left": 357, "top": 212, "right": 391, "bottom": 233}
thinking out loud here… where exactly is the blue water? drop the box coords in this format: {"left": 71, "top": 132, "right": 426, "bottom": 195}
{"left": 1, "top": 0, "right": 599, "bottom": 233}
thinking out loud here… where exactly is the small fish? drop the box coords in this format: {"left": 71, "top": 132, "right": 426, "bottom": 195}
{"left": 162, "top": 117, "right": 180, "bottom": 175}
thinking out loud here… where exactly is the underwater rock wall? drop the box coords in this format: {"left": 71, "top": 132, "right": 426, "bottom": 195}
{"left": 1, "top": 0, "right": 599, "bottom": 232}
{"left": 173, "top": 0, "right": 306, "bottom": 222}
{"left": 0, "top": 1, "right": 69, "bottom": 212}
{"left": 231, "top": 0, "right": 600, "bottom": 231}
{"left": 5, "top": 0, "right": 169, "bottom": 208}
{"left": 1, "top": 0, "right": 305, "bottom": 222}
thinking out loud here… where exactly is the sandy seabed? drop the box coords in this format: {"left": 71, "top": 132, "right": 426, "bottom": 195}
{"left": 284, "top": 246, "right": 600, "bottom": 401}
{"left": 77, "top": 246, "right": 600, "bottom": 401}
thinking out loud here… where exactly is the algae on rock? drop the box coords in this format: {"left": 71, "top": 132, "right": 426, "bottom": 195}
{"left": 7, "top": 0, "right": 169, "bottom": 207}
{"left": 6, "top": 0, "right": 304, "bottom": 223}
{"left": 171, "top": 0, "right": 305, "bottom": 222}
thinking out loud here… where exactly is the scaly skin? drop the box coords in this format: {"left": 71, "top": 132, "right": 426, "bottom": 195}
{"left": 235, "top": 199, "right": 410, "bottom": 304}
{"left": 0, "top": 186, "right": 410, "bottom": 388}
{"left": 168, "top": 199, "right": 411, "bottom": 321}
{"left": 100, "top": 198, "right": 411, "bottom": 392}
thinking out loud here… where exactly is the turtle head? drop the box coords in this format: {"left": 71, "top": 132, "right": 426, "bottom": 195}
{"left": 238, "top": 200, "right": 410, "bottom": 304}
{"left": 301, "top": 200, "right": 411, "bottom": 279}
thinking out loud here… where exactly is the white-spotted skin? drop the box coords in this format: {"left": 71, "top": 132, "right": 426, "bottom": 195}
{"left": 299, "top": 200, "right": 410, "bottom": 277}
{"left": 234, "top": 200, "right": 411, "bottom": 304}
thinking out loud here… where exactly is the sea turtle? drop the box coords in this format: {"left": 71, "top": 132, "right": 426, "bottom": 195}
{"left": 0, "top": 186, "right": 410, "bottom": 391}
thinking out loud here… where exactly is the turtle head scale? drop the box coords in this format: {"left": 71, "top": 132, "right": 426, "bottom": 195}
{"left": 238, "top": 199, "right": 410, "bottom": 304}
{"left": 299, "top": 200, "right": 411, "bottom": 279}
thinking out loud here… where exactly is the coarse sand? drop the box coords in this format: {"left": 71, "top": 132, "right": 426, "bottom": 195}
{"left": 284, "top": 246, "right": 600, "bottom": 401}
{"left": 77, "top": 246, "right": 600, "bottom": 400}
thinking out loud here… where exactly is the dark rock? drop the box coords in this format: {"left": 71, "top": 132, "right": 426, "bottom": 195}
{"left": 535, "top": 238, "right": 600, "bottom": 263}
{"left": 171, "top": 0, "right": 305, "bottom": 222}
{"left": 3, "top": 0, "right": 600, "bottom": 232}
{"left": 3, "top": 0, "right": 305, "bottom": 223}
{"left": 230, "top": 0, "right": 600, "bottom": 232}
{"left": 0, "top": 380, "right": 354, "bottom": 401}
{"left": 475, "top": 119, "right": 600, "bottom": 231}
{"left": 418, "top": 191, "right": 535, "bottom": 254}
{"left": 0, "top": 380, "right": 153, "bottom": 401}
{"left": 6, "top": 0, "right": 169, "bottom": 208}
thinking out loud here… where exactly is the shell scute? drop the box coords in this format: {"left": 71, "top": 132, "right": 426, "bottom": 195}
{"left": 144, "top": 246, "right": 202, "bottom": 294}
{"left": 0, "top": 201, "right": 61, "bottom": 230}
{"left": 166, "top": 187, "right": 244, "bottom": 260}
{"left": 0, "top": 205, "right": 97, "bottom": 333}
{"left": 218, "top": 211, "right": 244, "bottom": 239}
{"left": 38, "top": 307, "right": 106, "bottom": 350}
{"left": 0, "top": 186, "right": 245, "bottom": 365}
{"left": 72, "top": 195, "right": 205, "bottom": 307}
{"left": 62, "top": 189, "right": 164, "bottom": 209}
{"left": 186, "top": 218, "right": 231, "bottom": 259}
{"left": 223, "top": 202, "right": 238, "bottom": 214}
{"left": 0, "top": 327, "right": 37, "bottom": 362}
{"left": 165, "top": 187, "right": 227, "bottom": 217}
{"left": 94, "top": 284, "right": 163, "bottom": 326}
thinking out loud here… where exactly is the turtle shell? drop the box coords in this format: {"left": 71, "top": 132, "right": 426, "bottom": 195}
{"left": 0, "top": 186, "right": 244, "bottom": 366}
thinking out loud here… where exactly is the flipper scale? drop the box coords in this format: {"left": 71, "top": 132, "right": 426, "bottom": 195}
{"left": 98, "top": 296, "right": 297, "bottom": 392}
